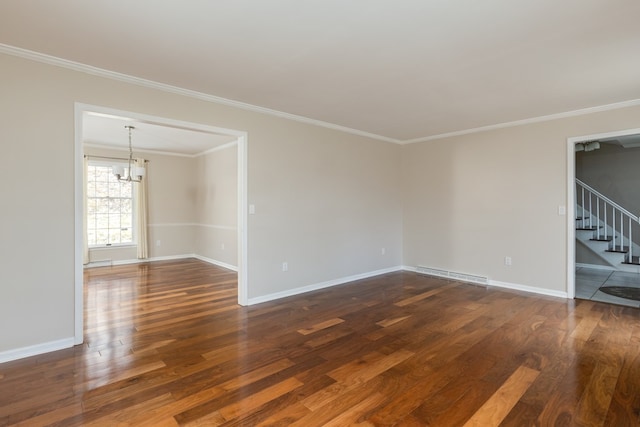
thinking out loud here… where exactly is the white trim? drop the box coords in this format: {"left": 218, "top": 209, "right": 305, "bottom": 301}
{"left": 195, "top": 224, "right": 237, "bottom": 230}
{"left": 575, "top": 263, "right": 616, "bottom": 271}
{"left": 237, "top": 135, "right": 248, "bottom": 306}
{"left": 402, "top": 266, "right": 568, "bottom": 299}
{"left": 567, "top": 137, "right": 577, "bottom": 299}
{"left": 566, "top": 127, "right": 640, "bottom": 300}
{"left": 6, "top": 44, "right": 640, "bottom": 146}
{"left": 2, "top": 44, "right": 398, "bottom": 144}
{"left": 74, "top": 106, "right": 84, "bottom": 345}
{"left": 403, "top": 100, "right": 640, "bottom": 144}
{"left": 0, "top": 337, "right": 75, "bottom": 364}
{"left": 147, "top": 223, "right": 237, "bottom": 231}
{"left": 488, "top": 279, "right": 568, "bottom": 299}
{"left": 83, "top": 253, "right": 238, "bottom": 271}
{"left": 193, "top": 254, "right": 238, "bottom": 272}
{"left": 197, "top": 141, "right": 238, "bottom": 157}
{"left": 247, "top": 266, "right": 403, "bottom": 306}
{"left": 85, "top": 140, "right": 238, "bottom": 158}
{"left": 75, "top": 103, "right": 249, "bottom": 342}
{"left": 84, "top": 142, "right": 196, "bottom": 158}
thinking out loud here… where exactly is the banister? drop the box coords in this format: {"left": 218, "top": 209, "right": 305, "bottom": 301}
{"left": 576, "top": 178, "right": 639, "bottom": 223}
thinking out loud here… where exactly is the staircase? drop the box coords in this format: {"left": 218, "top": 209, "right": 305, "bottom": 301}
{"left": 576, "top": 179, "right": 640, "bottom": 272}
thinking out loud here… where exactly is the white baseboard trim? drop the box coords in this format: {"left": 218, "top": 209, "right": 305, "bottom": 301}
{"left": 193, "top": 254, "right": 238, "bottom": 272}
{"left": 402, "top": 266, "right": 568, "bottom": 299}
{"left": 0, "top": 337, "right": 75, "bottom": 364}
{"left": 488, "top": 279, "right": 568, "bottom": 299}
{"left": 247, "top": 265, "right": 403, "bottom": 305}
{"left": 85, "top": 253, "right": 238, "bottom": 272}
{"left": 575, "top": 263, "right": 616, "bottom": 271}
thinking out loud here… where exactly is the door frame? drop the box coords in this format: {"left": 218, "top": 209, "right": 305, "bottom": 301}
{"left": 74, "top": 103, "right": 249, "bottom": 344}
{"left": 566, "top": 127, "right": 640, "bottom": 300}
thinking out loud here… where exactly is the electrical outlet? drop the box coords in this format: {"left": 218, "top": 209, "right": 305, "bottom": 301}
{"left": 156, "top": 240, "right": 161, "bottom": 247}
{"left": 221, "top": 243, "right": 225, "bottom": 250}
{"left": 282, "top": 262, "right": 288, "bottom": 272}
{"left": 381, "top": 247, "right": 386, "bottom": 255}
{"left": 505, "top": 256, "right": 512, "bottom": 266}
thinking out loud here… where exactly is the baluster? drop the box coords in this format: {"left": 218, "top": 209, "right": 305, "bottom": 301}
{"left": 589, "top": 191, "right": 593, "bottom": 228}
{"left": 573, "top": 182, "right": 579, "bottom": 228}
{"left": 620, "top": 211, "right": 624, "bottom": 251}
{"left": 612, "top": 208, "right": 617, "bottom": 250}
{"left": 581, "top": 186, "right": 585, "bottom": 227}
{"left": 629, "top": 218, "right": 633, "bottom": 263}
{"left": 596, "top": 196, "right": 600, "bottom": 237}
{"left": 604, "top": 202, "right": 608, "bottom": 239}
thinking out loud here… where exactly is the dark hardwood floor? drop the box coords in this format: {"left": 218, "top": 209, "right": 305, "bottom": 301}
{"left": 1, "top": 258, "right": 639, "bottom": 426}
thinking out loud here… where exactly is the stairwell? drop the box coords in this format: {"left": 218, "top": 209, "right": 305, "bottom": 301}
{"left": 576, "top": 179, "right": 640, "bottom": 273}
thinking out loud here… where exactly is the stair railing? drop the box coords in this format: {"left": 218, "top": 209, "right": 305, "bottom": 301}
{"left": 576, "top": 178, "right": 640, "bottom": 263}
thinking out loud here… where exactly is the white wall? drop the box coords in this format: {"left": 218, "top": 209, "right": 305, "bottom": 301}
{"left": 4, "top": 47, "right": 639, "bottom": 360}
{"left": 576, "top": 143, "right": 640, "bottom": 216}
{"left": 83, "top": 146, "right": 197, "bottom": 263}
{"left": 0, "top": 52, "right": 403, "bottom": 356}
{"left": 194, "top": 144, "right": 238, "bottom": 267}
{"left": 402, "top": 105, "right": 640, "bottom": 294}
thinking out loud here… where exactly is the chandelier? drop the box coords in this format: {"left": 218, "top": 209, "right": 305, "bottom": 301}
{"left": 112, "top": 125, "right": 145, "bottom": 182}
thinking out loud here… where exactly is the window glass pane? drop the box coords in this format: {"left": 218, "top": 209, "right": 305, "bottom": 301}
{"left": 95, "top": 181, "right": 108, "bottom": 198}
{"left": 108, "top": 182, "right": 121, "bottom": 197}
{"left": 96, "top": 229, "right": 109, "bottom": 245}
{"left": 109, "top": 213, "right": 121, "bottom": 228}
{"left": 121, "top": 214, "right": 132, "bottom": 228}
{"left": 87, "top": 199, "right": 97, "bottom": 214}
{"left": 87, "top": 162, "right": 134, "bottom": 247}
{"left": 109, "top": 198, "right": 121, "bottom": 211}
{"left": 121, "top": 229, "right": 133, "bottom": 243}
{"left": 121, "top": 199, "right": 132, "bottom": 214}
{"left": 96, "top": 214, "right": 109, "bottom": 229}
{"left": 108, "top": 229, "right": 121, "bottom": 244}
{"left": 121, "top": 183, "right": 132, "bottom": 198}
{"left": 94, "top": 167, "right": 109, "bottom": 182}
{"left": 96, "top": 199, "right": 109, "bottom": 214}
{"left": 87, "top": 167, "right": 97, "bottom": 182}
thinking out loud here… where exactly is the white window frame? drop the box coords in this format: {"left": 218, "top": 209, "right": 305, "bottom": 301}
{"left": 86, "top": 160, "right": 137, "bottom": 248}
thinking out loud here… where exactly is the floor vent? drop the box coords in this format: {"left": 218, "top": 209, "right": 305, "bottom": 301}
{"left": 416, "top": 266, "right": 488, "bottom": 286}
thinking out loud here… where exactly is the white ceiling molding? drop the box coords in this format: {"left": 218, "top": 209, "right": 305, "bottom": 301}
{"left": 2, "top": 42, "right": 640, "bottom": 145}
{"left": 0, "top": 44, "right": 401, "bottom": 145}
{"left": 402, "top": 99, "right": 640, "bottom": 145}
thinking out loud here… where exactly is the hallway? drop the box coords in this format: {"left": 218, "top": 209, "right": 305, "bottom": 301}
{"left": 575, "top": 267, "right": 640, "bottom": 308}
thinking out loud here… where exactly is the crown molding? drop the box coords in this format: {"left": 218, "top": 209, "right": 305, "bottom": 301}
{"left": 402, "top": 99, "right": 640, "bottom": 144}
{"left": 3, "top": 43, "right": 640, "bottom": 146}
{"left": 0, "top": 44, "right": 400, "bottom": 144}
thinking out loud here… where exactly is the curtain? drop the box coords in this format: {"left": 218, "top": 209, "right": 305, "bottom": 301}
{"left": 135, "top": 158, "right": 149, "bottom": 259}
{"left": 83, "top": 156, "right": 89, "bottom": 264}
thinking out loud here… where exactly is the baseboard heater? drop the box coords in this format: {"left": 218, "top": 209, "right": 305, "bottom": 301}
{"left": 416, "top": 266, "right": 489, "bottom": 286}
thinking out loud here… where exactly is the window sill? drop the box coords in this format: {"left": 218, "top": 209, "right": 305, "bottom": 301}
{"left": 89, "top": 245, "right": 137, "bottom": 251}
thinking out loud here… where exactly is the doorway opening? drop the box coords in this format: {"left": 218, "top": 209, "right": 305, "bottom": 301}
{"left": 74, "top": 103, "right": 248, "bottom": 344}
{"left": 567, "top": 127, "right": 640, "bottom": 308}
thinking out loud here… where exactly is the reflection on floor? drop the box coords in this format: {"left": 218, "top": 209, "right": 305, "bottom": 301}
{"left": 575, "top": 267, "right": 640, "bottom": 308}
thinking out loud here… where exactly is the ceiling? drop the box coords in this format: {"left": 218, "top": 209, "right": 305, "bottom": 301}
{"left": 83, "top": 112, "right": 237, "bottom": 156}
{"left": 2, "top": 0, "right": 640, "bottom": 144}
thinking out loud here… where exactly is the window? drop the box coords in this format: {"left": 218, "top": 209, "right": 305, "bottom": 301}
{"left": 86, "top": 162, "right": 134, "bottom": 247}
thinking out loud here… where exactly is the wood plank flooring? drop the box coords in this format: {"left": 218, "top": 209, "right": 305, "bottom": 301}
{"left": 1, "top": 258, "right": 640, "bottom": 426}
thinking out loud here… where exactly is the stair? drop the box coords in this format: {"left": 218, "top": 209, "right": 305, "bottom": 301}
{"left": 576, "top": 216, "right": 640, "bottom": 273}
{"left": 576, "top": 179, "right": 640, "bottom": 273}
